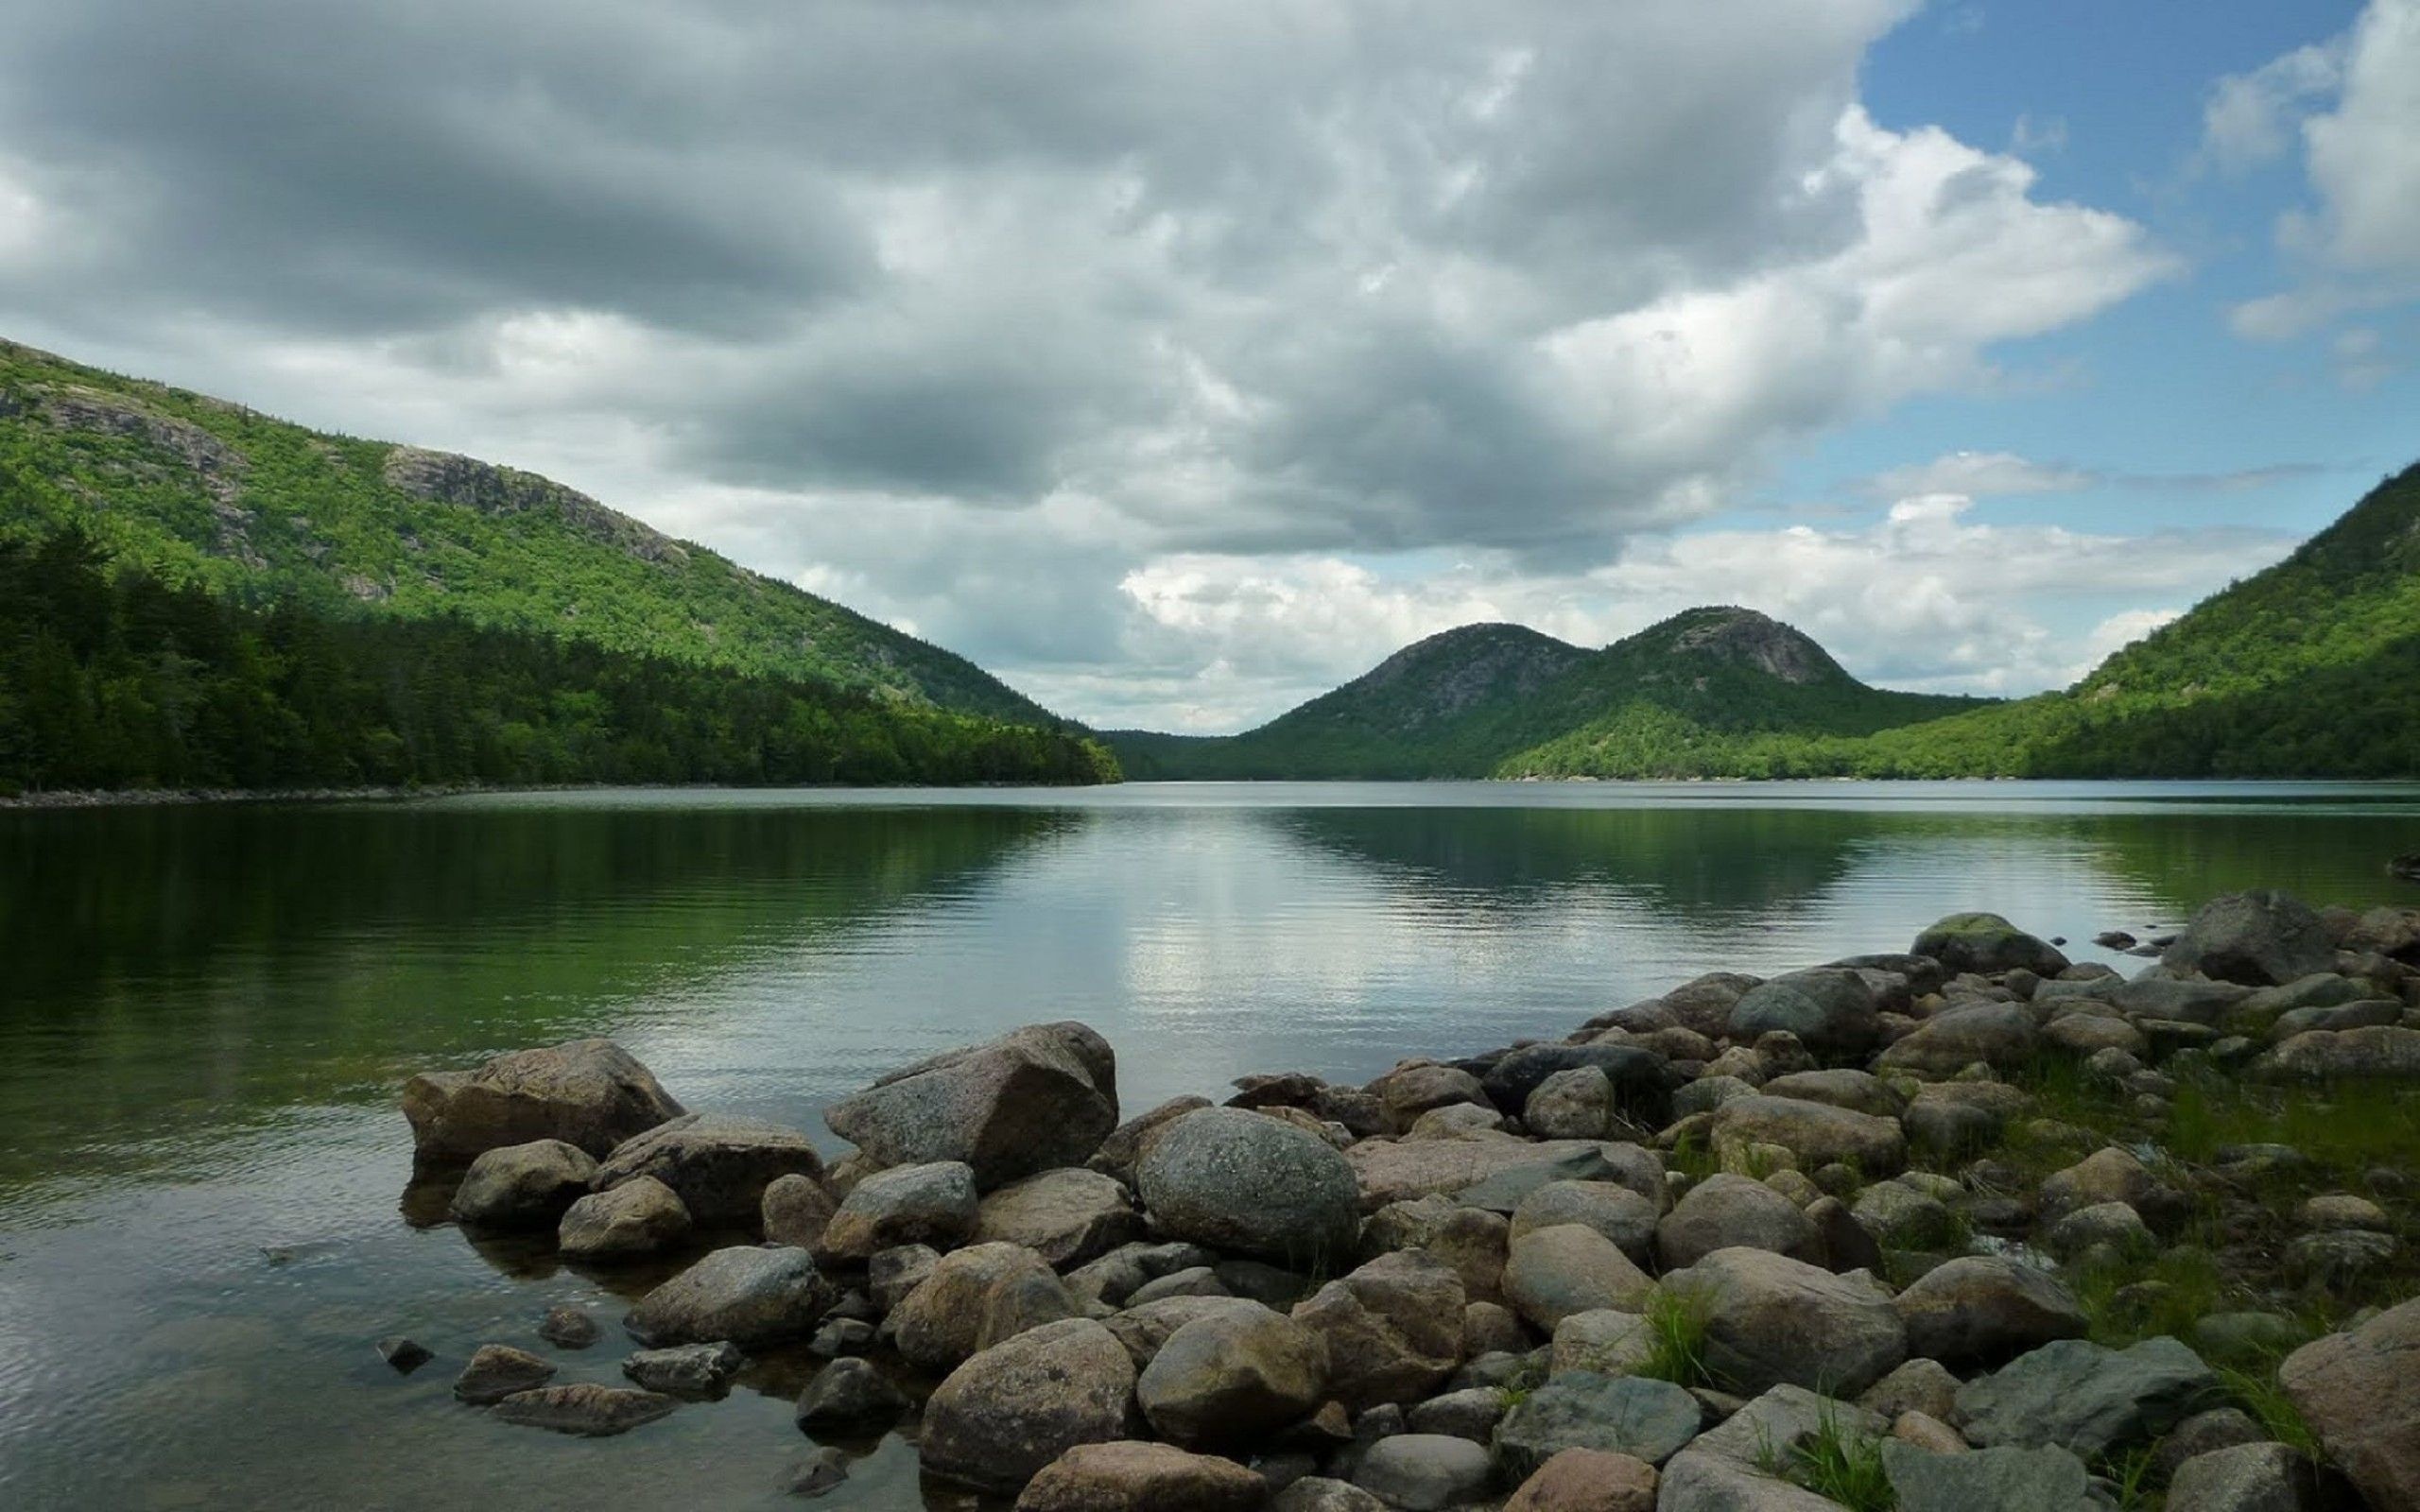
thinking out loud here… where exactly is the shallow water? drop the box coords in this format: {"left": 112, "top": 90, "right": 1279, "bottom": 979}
{"left": 4, "top": 780, "right": 2418, "bottom": 1509}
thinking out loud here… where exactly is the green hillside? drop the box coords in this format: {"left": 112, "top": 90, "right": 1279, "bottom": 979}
{"left": 0, "top": 339, "right": 1064, "bottom": 728}
{"left": 1508, "top": 462, "right": 2420, "bottom": 779}
{"left": 1111, "top": 608, "right": 1985, "bottom": 780}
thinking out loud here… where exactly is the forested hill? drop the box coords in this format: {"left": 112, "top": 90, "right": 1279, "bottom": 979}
{"left": 0, "top": 339, "right": 1063, "bottom": 728}
{"left": 1111, "top": 608, "right": 1986, "bottom": 779}
{"left": 0, "top": 529, "right": 1118, "bottom": 795}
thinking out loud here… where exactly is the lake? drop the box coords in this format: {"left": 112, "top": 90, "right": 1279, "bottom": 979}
{"left": 5, "top": 780, "right": 2419, "bottom": 1509}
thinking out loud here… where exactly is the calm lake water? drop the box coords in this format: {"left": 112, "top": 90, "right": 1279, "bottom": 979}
{"left": 6, "top": 780, "right": 2420, "bottom": 1509}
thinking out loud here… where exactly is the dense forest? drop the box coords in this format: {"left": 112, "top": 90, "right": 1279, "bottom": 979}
{"left": 0, "top": 338, "right": 1067, "bottom": 727}
{"left": 0, "top": 526, "right": 1119, "bottom": 796}
{"left": 1500, "top": 463, "right": 2420, "bottom": 780}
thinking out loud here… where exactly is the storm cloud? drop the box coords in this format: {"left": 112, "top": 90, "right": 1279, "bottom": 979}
{"left": 0, "top": 0, "right": 2214, "bottom": 727}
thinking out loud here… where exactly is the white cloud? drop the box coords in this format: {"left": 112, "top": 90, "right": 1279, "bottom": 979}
{"left": 1863, "top": 451, "right": 2092, "bottom": 499}
{"left": 2223, "top": 1, "right": 2420, "bottom": 339}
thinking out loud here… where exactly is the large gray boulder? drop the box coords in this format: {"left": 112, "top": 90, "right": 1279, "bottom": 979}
{"left": 976, "top": 1167, "right": 1147, "bottom": 1268}
{"left": 2162, "top": 891, "right": 2336, "bottom": 986}
{"left": 1677, "top": 1247, "right": 1906, "bottom": 1399}
{"left": 622, "top": 1245, "right": 832, "bottom": 1348}
{"left": 1910, "top": 913, "right": 2070, "bottom": 978}
{"left": 1289, "top": 1250, "right": 1464, "bottom": 1411}
{"left": 1138, "top": 1108, "right": 1360, "bottom": 1267}
{"left": 1018, "top": 1441, "right": 1267, "bottom": 1512}
{"left": 402, "top": 1039, "right": 683, "bottom": 1160}
{"left": 592, "top": 1112, "right": 825, "bottom": 1228}
{"left": 1879, "top": 1440, "right": 2099, "bottom": 1512}
{"left": 1510, "top": 1180, "right": 1660, "bottom": 1264}
{"left": 1726, "top": 971, "right": 1881, "bottom": 1059}
{"left": 1494, "top": 1371, "right": 1703, "bottom": 1474}
{"left": 920, "top": 1317, "right": 1139, "bottom": 1493}
{"left": 1135, "top": 1303, "right": 1328, "bottom": 1449}
{"left": 1876, "top": 1001, "right": 2041, "bottom": 1076}
{"left": 1955, "top": 1336, "right": 2219, "bottom": 1456}
{"left": 447, "top": 1139, "right": 598, "bottom": 1228}
{"left": 1892, "top": 1256, "right": 2085, "bottom": 1366}
{"left": 2263, "top": 1025, "right": 2420, "bottom": 1080}
{"left": 1706, "top": 1096, "right": 1906, "bottom": 1175}
{"left": 1352, "top": 1435, "right": 1494, "bottom": 1512}
{"left": 1655, "top": 1174, "right": 1819, "bottom": 1269}
{"left": 557, "top": 1175, "right": 691, "bottom": 1260}
{"left": 827, "top": 1022, "right": 1120, "bottom": 1190}
{"left": 1502, "top": 1224, "right": 1653, "bottom": 1332}
{"left": 893, "top": 1241, "right": 1077, "bottom": 1371}
{"left": 816, "top": 1160, "right": 977, "bottom": 1262}
{"left": 2279, "top": 1297, "right": 2420, "bottom": 1511}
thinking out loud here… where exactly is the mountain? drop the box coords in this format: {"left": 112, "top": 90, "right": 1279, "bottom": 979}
{"left": 0, "top": 339, "right": 1117, "bottom": 794}
{"left": 1110, "top": 607, "right": 1986, "bottom": 780}
{"left": 0, "top": 339, "right": 1063, "bottom": 728}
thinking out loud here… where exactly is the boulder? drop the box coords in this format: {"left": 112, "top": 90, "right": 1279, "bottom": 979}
{"left": 1016, "top": 1441, "right": 1266, "bottom": 1512}
{"left": 1891, "top": 1256, "right": 2084, "bottom": 1366}
{"left": 1344, "top": 1139, "right": 1633, "bottom": 1211}
{"left": 1090, "top": 1095, "right": 1214, "bottom": 1180}
{"left": 1361, "top": 1195, "right": 1510, "bottom": 1302}
{"left": 1405, "top": 1386, "right": 1507, "bottom": 1442}
{"left": 1351, "top": 1435, "right": 1495, "bottom": 1512}
{"left": 1478, "top": 1045, "right": 1669, "bottom": 1125}
{"left": 762, "top": 1171, "right": 838, "bottom": 1250}
{"left": 1502, "top": 1225, "right": 1653, "bottom": 1332}
{"left": 453, "top": 1344, "right": 555, "bottom": 1404}
{"left": 1270, "top": 1480, "right": 1387, "bottom": 1512}
{"left": 869, "top": 1242, "right": 942, "bottom": 1312}
{"left": 1658, "top": 972, "right": 1763, "bottom": 1040}
{"left": 558, "top": 1174, "right": 693, "bottom": 1259}
{"left": 447, "top": 1139, "right": 598, "bottom": 1228}
{"left": 1878, "top": 1440, "right": 2096, "bottom": 1512}
{"left": 2046, "top": 1201, "right": 2154, "bottom": 1260}
{"left": 592, "top": 1112, "right": 825, "bottom": 1228}
{"left": 2279, "top": 1297, "right": 2420, "bottom": 1511}
{"left": 1511, "top": 1181, "right": 1660, "bottom": 1265}
{"left": 537, "top": 1305, "right": 599, "bottom": 1349}
{"left": 827, "top": 1021, "right": 1120, "bottom": 1190}
{"left": 1138, "top": 1108, "right": 1360, "bottom": 1268}
{"left": 1657, "top": 1385, "right": 1885, "bottom": 1510}
{"left": 795, "top": 1356, "right": 910, "bottom": 1433}
{"left": 490, "top": 1383, "right": 678, "bottom": 1436}
{"left": 1495, "top": 1371, "right": 1703, "bottom": 1474}
{"left": 1911, "top": 913, "right": 2070, "bottom": 978}
{"left": 891, "top": 1241, "right": 1066, "bottom": 1370}
{"left": 1136, "top": 1303, "right": 1327, "bottom": 1449}
{"left": 623, "top": 1245, "right": 832, "bottom": 1349}
{"left": 977, "top": 1167, "right": 1148, "bottom": 1268}
{"left": 1757, "top": 1069, "right": 1904, "bottom": 1118}
{"left": 1502, "top": 1448, "right": 1658, "bottom": 1512}
{"left": 1706, "top": 1096, "right": 1905, "bottom": 1176}
{"left": 401, "top": 1038, "right": 684, "bottom": 1161}
{"left": 817, "top": 1160, "right": 978, "bottom": 1262}
{"left": 1104, "top": 1296, "right": 1265, "bottom": 1371}
{"left": 1655, "top": 1175, "right": 1819, "bottom": 1269}
{"left": 1876, "top": 1002, "right": 2041, "bottom": 1076}
{"left": 1069, "top": 1240, "right": 1220, "bottom": 1308}
{"left": 2162, "top": 891, "right": 2335, "bottom": 986}
{"left": 1954, "top": 1336, "right": 2219, "bottom": 1456}
{"left": 1525, "top": 1067, "right": 1616, "bottom": 1140}
{"left": 921, "top": 1317, "right": 1140, "bottom": 1493}
{"left": 2164, "top": 1441, "right": 2330, "bottom": 1512}
{"left": 1678, "top": 1247, "right": 1906, "bottom": 1398}
{"left": 2036, "top": 1145, "right": 2173, "bottom": 1226}
{"left": 1848, "top": 1180, "right": 1953, "bottom": 1250}
{"left": 2264, "top": 1025, "right": 2420, "bottom": 1079}
{"left": 1726, "top": 971, "right": 1881, "bottom": 1059}
{"left": 1370, "top": 1063, "right": 1492, "bottom": 1133}
{"left": 1289, "top": 1250, "right": 1464, "bottom": 1410}
{"left": 621, "top": 1341, "right": 742, "bottom": 1400}
{"left": 1551, "top": 1310, "right": 1654, "bottom": 1379}
{"left": 1858, "top": 1358, "right": 1961, "bottom": 1422}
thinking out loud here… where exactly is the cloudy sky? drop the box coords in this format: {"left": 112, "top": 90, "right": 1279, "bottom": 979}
{"left": 2, "top": 1, "right": 2413, "bottom": 730}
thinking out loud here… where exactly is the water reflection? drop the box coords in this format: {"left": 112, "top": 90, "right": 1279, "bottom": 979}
{"left": 4, "top": 782, "right": 2420, "bottom": 1510}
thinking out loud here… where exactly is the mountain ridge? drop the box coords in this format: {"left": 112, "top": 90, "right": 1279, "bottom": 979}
{"left": 0, "top": 338, "right": 1068, "bottom": 730}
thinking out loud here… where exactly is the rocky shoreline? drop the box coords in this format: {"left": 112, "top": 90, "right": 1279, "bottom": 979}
{"left": 389, "top": 888, "right": 2420, "bottom": 1510}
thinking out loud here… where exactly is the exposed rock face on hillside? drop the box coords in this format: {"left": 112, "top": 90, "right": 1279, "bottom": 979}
{"left": 1660, "top": 607, "right": 1843, "bottom": 687}
{"left": 383, "top": 446, "right": 693, "bottom": 567}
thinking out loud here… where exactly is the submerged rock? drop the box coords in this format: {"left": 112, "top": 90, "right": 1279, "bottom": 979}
{"left": 453, "top": 1344, "right": 556, "bottom": 1404}
{"left": 622, "top": 1341, "right": 743, "bottom": 1400}
{"left": 491, "top": 1383, "right": 678, "bottom": 1436}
